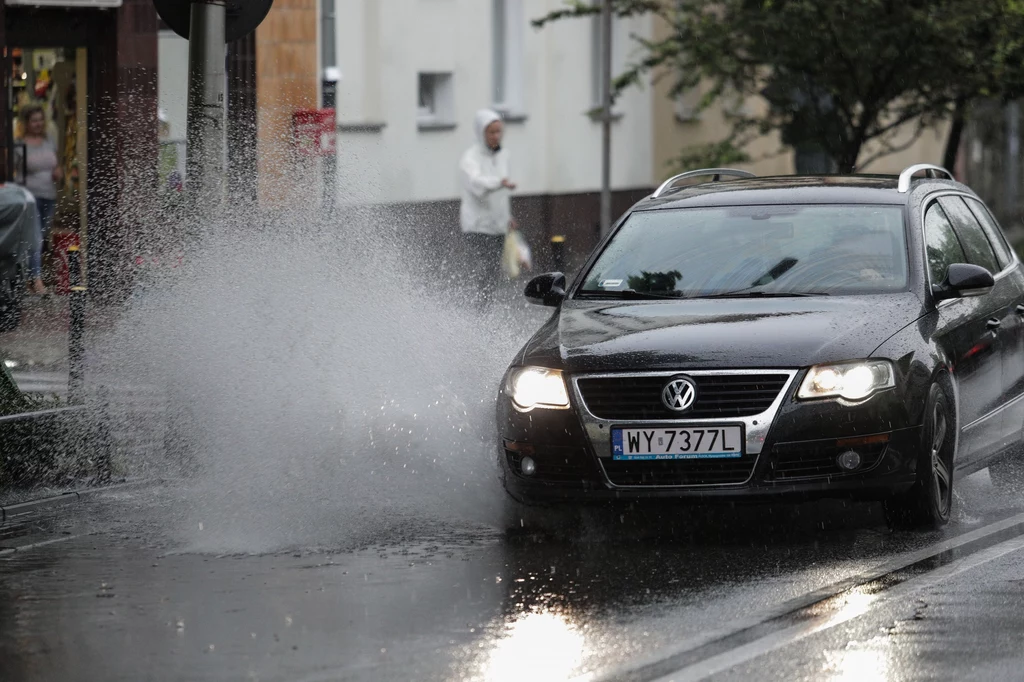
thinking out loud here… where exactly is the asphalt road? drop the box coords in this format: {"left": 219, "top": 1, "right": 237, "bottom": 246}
{"left": 2, "top": 466, "right": 1024, "bottom": 682}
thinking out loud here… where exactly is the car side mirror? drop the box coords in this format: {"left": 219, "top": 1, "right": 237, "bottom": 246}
{"left": 933, "top": 263, "right": 995, "bottom": 301}
{"left": 524, "top": 272, "right": 566, "bottom": 306}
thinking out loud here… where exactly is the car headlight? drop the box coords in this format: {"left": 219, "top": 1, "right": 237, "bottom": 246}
{"left": 506, "top": 367, "right": 570, "bottom": 411}
{"left": 798, "top": 360, "right": 895, "bottom": 401}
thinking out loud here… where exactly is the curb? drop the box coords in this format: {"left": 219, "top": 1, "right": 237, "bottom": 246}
{"left": 0, "top": 480, "right": 148, "bottom": 527}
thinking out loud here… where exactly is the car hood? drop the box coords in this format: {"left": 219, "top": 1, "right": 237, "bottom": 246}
{"left": 521, "top": 293, "right": 925, "bottom": 372}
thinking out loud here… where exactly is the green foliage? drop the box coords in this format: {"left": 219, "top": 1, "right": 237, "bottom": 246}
{"left": 531, "top": 0, "right": 661, "bottom": 27}
{"left": 535, "top": 0, "right": 1024, "bottom": 172}
{"left": 668, "top": 140, "right": 751, "bottom": 175}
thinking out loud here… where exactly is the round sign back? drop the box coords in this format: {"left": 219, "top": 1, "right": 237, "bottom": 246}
{"left": 154, "top": 0, "right": 274, "bottom": 43}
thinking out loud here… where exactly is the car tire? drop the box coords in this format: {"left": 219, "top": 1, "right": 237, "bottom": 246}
{"left": 885, "top": 381, "right": 955, "bottom": 529}
{"left": 0, "top": 277, "right": 22, "bottom": 332}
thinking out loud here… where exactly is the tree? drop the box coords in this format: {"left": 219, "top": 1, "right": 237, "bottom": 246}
{"left": 535, "top": 0, "right": 1024, "bottom": 173}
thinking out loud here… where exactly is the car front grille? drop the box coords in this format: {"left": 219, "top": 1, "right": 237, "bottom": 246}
{"left": 600, "top": 457, "right": 756, "bottom": 487}
{"left": 770, "top": 441, "right": 887, "bottom": 480}
{"left": 576, "top": 373, "right": 790, "bottom": 421}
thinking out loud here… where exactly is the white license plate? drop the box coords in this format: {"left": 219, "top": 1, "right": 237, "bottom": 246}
{"left": 611, "top": 426, "right": 744, "bottom": 460}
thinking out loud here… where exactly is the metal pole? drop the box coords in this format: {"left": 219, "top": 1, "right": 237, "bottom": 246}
{"left": 599, "top": 0, "right": 613, "bottom": 237}
{"left": 550, "top": 235, "right": 565, "bottom": 271}
{"left": 67, "top": 245, "right": 85, "bottom": 404}
{"left": 1, "top": 5, "right": 10, "bottom": 184}
{"left": 325, "top": 124, "right": 337, "bottom": 217}
{"left": 186, "top": 0, "right": 227, "bottom": 212}
{"left": 1007, "top": 101, "right": 1020, "bottom": 222}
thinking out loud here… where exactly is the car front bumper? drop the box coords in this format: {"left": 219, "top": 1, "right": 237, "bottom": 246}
{"left": 497, "top": 377, "right": 922, "bottom": 505}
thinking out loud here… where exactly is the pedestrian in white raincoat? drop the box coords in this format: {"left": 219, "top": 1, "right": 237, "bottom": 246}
{"left": 459, "top": 109, "right": 517, "bottom": 306}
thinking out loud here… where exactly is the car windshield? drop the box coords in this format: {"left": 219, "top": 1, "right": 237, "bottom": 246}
{"left": 578, "top": 204, "right": 908, "bottom": 298}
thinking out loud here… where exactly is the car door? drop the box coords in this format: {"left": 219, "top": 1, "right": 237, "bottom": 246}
{"left": 924, "top": 199, "right": 1006, "bottom": 465}
{"left": 964, "top": 196, "right": 1024, "bottom": 444}
{"left": 940, "top": 195, "right": 1023, "bottom": 454}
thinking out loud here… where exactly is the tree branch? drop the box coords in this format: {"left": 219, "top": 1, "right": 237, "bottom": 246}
{"left": 855, "top": 123, "right": 929, "bottom": 170}
{"left": 811, "top": 3, "right": 863, "bottom": 100}
{"left": 531, "top": 0, "right": 663, "bottom": 29}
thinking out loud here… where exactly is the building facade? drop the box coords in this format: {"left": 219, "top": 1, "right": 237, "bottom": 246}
{"left": 648, "top": 15, "right": 950, "bottom": 185}
{"left": 158, "top": 0, "right": 318, "bottom": 207}
{"left": 329, "top": 0, "right": 656, "bottom": 269}
{"left": 962, "top": 100, "right": 1024, "bottom": 245}
{"left": 2, "top": 0, "right": 159, "bottom": 297}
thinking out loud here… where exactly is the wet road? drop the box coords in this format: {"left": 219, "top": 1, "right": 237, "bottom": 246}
{"left": 2, "top": 470, "right": 1024, "bottom": 682}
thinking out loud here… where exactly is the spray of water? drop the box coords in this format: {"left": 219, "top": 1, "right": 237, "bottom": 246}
{"left": 102, "top": 201, "right": 544, "bottom": 553}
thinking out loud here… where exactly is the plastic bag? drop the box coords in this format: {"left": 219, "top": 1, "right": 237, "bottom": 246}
{"left": 502, "top": 230, "right": 532, "bottom": 279}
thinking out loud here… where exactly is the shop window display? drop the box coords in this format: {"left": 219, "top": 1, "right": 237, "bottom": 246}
{"left": 9, "top": 48, "right": 86, "bottom": 294}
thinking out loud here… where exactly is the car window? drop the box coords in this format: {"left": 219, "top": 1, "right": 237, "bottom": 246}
{"left": 577, "top": 204, "right": 908, "bottom": 297}
{"left": 964, "top": 197, "right": 1014, "bottom": 270}
{"left": 924, "top": 202, "right": 966, "bottom": 285}
{"left": 937, "top": 196, "right": 1000, "bottom": 273}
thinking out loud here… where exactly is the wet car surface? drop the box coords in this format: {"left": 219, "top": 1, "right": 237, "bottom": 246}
{"left": 499, "top": 168, "right": 1024, "bottom": 530}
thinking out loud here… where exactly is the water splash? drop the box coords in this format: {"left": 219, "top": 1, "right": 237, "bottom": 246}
{"left": 102, "top": 201, "right": 544, "bottom": 553}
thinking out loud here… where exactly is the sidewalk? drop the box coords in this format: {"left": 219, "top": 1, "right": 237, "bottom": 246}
{"left": 0, "top": 295, "right": 71, "bottom": 398}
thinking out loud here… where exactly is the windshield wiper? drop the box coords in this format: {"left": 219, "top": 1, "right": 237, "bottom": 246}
{"left": 577, "top": 289, "right": 685, "bottom": 300}
{"left": 578, "top": 289, "right": 830, "bottom": 300}
{"left": 694, "top": 290, "right": 829, "bottom": 299}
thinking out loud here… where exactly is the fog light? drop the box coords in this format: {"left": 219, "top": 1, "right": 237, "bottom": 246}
{"left": 837, "top": 450, "right": 862, "bottom": 471}
{"left": 520, "top": 456, "right": 536, "bottom": 476}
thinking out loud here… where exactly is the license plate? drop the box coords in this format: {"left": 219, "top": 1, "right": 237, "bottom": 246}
{"left": 611, "top": 426, "right": 744, "bottom": 460}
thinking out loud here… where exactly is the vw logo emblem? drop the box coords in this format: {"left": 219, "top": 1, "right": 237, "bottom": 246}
{"left": 662, "top": 377, "right": 697, "bottom": 412}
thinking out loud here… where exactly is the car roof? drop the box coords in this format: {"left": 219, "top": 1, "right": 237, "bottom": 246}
{"left": 636, "top": 174, "right": 972, "bottom": 211}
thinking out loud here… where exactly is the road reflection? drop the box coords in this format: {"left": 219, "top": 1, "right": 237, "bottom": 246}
{"left": 480, "top": 609, "right": 589, "bottom": 682}
{"left": 824, "top": 637, "right": 892, "bottom": 681}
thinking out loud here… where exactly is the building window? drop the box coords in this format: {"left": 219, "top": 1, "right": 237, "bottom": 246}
{"left": 675, "top": 84, "right": 702, "bottom": 122}
{"left": 493, "top": 0, "right": 525, "bottom": 117}
{"left": 418, "top": 72, "right": 455, "bottom": 129}
{"left": 721, "top": 85, "right": 752, "bottom": 117}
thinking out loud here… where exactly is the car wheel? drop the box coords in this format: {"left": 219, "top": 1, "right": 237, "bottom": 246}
{"left": 0, "top": 278, "right": 22, "bottom": 332}
{"left": 885, "top": 381, "right": 955, "bottom": 529}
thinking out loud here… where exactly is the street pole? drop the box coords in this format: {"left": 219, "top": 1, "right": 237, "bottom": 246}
{"left": 599, "top": 0, "right": 613, "bottom": 237}
{"left": 186, "top": 0, "right": 227, "bottom": 213}
{"left": 67, "top": 245, "right": 85, "bottom": 404}
{"left": 1007, "top": 101, "right": 1020, "bottom": 221}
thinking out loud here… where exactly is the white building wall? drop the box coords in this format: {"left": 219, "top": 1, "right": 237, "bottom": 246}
{"left": 157, "top": 30, "right": 189, "bottom": 143}
{"left": 333, "top": 0, "right": 654, "bottom": 205}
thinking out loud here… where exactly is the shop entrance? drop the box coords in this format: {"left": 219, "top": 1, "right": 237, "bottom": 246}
{"left": 7, "top": 46, "right": 88, "bottom": 294}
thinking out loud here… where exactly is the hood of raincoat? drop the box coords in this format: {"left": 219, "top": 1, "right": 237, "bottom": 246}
{"left": 473, "top": 109, "right": 502, "bottom": 150}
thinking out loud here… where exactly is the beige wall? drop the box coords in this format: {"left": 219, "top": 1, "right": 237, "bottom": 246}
{"left": 649, "top": 19, "right": 949, "bottom": 182}
{"left": 256, "top": 0, "right": 319, "bottom": 205}
{"left": 856, "top": 119, "right": 950, "bottom": 175}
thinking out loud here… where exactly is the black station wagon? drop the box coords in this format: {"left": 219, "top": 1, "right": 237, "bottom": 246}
{"left": 497, "top": 164, "right": 1024, "bottom": 530}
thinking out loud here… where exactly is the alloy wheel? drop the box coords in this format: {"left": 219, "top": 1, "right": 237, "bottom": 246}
{"left": 930, "top": 400, "right": 951, "bottom": 516}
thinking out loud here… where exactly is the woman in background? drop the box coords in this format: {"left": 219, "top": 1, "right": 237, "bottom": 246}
{"left": 18, "top": 104, "right": 62, "bottom": 294}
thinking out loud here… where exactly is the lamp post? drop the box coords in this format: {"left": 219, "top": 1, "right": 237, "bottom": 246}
{"left": 599, "top": 0, "right": 613, "bottom": 237}
{"left": 185, "top": 0, "right": 227, "bottom": 212}
{"left": 153, "top": 0, "right": 274, "bottom": 210}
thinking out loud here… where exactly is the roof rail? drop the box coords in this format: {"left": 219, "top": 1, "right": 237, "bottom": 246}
{"left": 651, "top": 168, "right": 756, "bottom": 198}
{"left": 897, "top": 164, "right": 954, "bottom": 193}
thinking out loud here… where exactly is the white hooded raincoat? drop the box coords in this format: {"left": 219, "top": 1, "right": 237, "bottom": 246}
{"left": 459, "top": 109, "right": 511, "bottom": 236}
